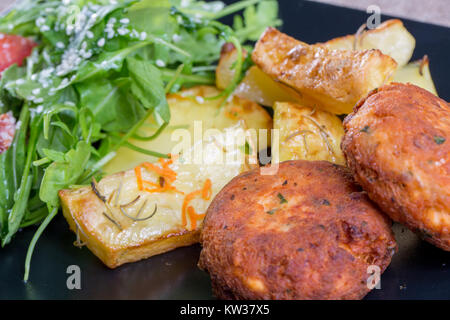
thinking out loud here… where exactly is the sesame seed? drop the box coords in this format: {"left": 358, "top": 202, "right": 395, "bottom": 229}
{"left": 172, "top": 34, "right": 182, "bottom": 43}
{"left": 97, "top": 38, "right": 105, "bottom": 47}
{"left": 36, "top": 17, "right": 45, "bottom": 27}
{"left": 86, "top": 31, "right": 94, "bottom": 39}
{"left": 117, "top": 28, "right": 129, "bottom": 36}
{"left": 155, "top": 59, "right": 166, "bottom": 67}
{"left": 120, "top": 18, "right": 130, "bottom": 24}
{"left": 140, "top": 31, "right": 147, "bottom": 40}
{"left": 195, "top": 96, "right": 205, "bottom": 104}
{"left": 32, "top": 88, "right": 41, "bottom": 95}
{"left": 56, "top": 42, "right": 65, "bottom": 49}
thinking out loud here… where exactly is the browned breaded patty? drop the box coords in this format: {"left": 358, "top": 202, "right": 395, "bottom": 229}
{"left": 198, "top": 161, "right": 396, "bottom": 300}
{"left": 342, "top": 83, "right": 450, "bottom": 250}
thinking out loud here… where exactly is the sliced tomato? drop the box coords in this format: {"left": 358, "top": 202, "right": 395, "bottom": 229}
{"left": 0, "top": 33, "right": 36, "bottom": 74}
{"left": 0, "top": 112, "right": 15, "bottom": 154}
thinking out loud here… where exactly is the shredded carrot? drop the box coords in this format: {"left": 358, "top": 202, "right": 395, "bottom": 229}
{"left": 134, "top": 155, "right": 183, "bottom": 195}
{"left": 182, "top": 190, "right": 202, "bottom": 227}
{"left": 182, "top": 179, "right": 212, "bottom": 230}
{"left": 187, "top": 206, "right": 206, "bottom": 231}
{"left": 144, "top": 184, "right": 184, "bottom": 195}
{"left": 141, "top": 162, "right": 177, "bottom": 182}
{"left": 202, "top": 178, "right": 212, "bottom": 200}
{"left": 134, "top": 158, "right": 211, "bottom": 229}
{"left": 158, "top": 156, "right": 173, "bottom": 169}
{"left": 134, "top": 166, "right": 143, "bottom": 191}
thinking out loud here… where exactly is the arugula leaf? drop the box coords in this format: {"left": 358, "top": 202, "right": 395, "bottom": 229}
{"left": 0, "top": 107, "right": 29, "bottom": 239}
{"left": 76, "top": 79, "right": 121, "bottom": 128}
{"left": 2, "top": 110, "right": 41, "bottom": 246}
{"left": 0, "top": 0, "right": 282, "bottom": 280}
{"left": 74, "top": 40, "right": 152, "bottom": 83}
{"left": 39, "top": 141, "right": 91, "bottom": 208}
{"left": 127, "top": 57, "right": 170, "bottom": 124}
{"left": 233, "top": 0, "right": 282, "bottom": 41}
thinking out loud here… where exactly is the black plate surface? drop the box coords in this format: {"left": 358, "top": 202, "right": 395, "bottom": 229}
{"left": 1, "top": 0, "right": 449, "bottom": 300}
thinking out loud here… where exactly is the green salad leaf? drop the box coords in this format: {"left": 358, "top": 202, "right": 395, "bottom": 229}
{"left": 0, "top": 0, "right": 281, "bottom": 281}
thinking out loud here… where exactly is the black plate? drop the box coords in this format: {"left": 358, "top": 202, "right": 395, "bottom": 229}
{"left": 1, "top": 0, "right": 449, "bottom": 300}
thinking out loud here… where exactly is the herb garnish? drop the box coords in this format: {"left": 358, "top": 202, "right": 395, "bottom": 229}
{"left": 91, "top": 177, "right": 106, "bottom": 203}
{"left": 119, "top": 201, "right": 158, "bottom": 221}
{"left": 277, "top": 193, "right": 288, "bottom": 204}
{"left": 434, "top": 136, "right": 446, "bottom": 145}
{"left": 239, "top": 140, "right": 253, "bottom": 155}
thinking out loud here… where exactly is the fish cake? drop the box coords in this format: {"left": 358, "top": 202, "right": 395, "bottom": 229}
{"left": 342, "top": 83, "right": 450, "bottom": 251}
{"left": 199, "top": 161, "right": 396, "bottom": 300}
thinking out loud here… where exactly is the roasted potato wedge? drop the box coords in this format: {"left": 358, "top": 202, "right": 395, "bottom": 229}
{"left": 218, "top": 64, "right": 304, "bottom": 107}
{"left": 216, "top": 44, "right": 303, "bottom": 107}
{"left": 104, "top": 86, "right": 272, "bottom": 174}
{"left": 216, "top": 42, "right": 247, "bottom": 91}
{"left": 274, "top": 102, "right": 345, "bottom": 164}
{"left": 323, "top": 19, "right": 415, "bottom": 67}
{"left": 252, "top": 28, "right": 397, "bottom": 114}
{"left": 393, "top": 56, "right": 438, "bottom": 95}
{"left": 60, "top": 86, "right": 272, "bottom": 268}
{"left": 60, "top": 122, "right": 258, "bottom": 268}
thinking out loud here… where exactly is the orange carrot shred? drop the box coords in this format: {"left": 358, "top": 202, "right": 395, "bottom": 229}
{"left": 202, "top": 179, "right": 212, "bottom": 200}
{"left": 182, "top": 179, "right": 213, "bottom": 230}
{"left": 141, "top": 162, "right": 176, "bottom": 182}
{"left": 134, "top": 166, "right": 143, "bottom": 191}
{"left": 182, "top": 190, "right": 202, "bottom": 227}
{"left": 187, "top": 206, "right": 206, "bottom": 231}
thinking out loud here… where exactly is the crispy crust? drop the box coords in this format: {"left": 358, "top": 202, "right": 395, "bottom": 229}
{"left": 252, "top": 28, "right": 397, "bottom": 114}
{"left": 199, "top": 161, "right": 396, "bottom": 300}
{"left": 342, "top": 83, "right": 450, "bottom": 250}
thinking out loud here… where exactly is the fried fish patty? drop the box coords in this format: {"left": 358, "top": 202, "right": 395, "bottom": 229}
{"left": 342, "top": 83, "right": 450, "bottom": 250}
{"left": 198, "top": 161, "right": 396, "bottom": 300}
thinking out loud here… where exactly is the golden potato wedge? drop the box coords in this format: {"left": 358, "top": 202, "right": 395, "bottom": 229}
{"left": 218, "top": 64, "right": 304, "bottom": 107}
{"left": 104, "top": 86, "right": 272, "bottom": 174}
{"left": 216, "top": 44, "right": 303, "bottom": 107}
{"left": 323, "top": 19, "right": 415, "bottom": 67}
{"left": 274, "top": 102, "right": 345, "bottom": 165}
{"left": 216, "top": 42, "right": 247, "bottom": 91}
{"left": 252, "top": 28, "right": 397, "bottom": 114}
{"left": 393, "top": 56, "right": 438, "bottom": 95}
{"left": 60, "top": 122, "right": 257, "bottom": 268}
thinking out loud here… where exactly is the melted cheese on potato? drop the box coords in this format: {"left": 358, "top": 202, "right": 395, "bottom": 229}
{"left": 60, "top": 87, "right": 271, "bottom": 268}
{"left": 104, "top": 86, "right": 271, "bottom": 174}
